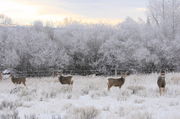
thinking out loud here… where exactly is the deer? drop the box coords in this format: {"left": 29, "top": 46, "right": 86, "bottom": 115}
{"left": 10, "top": 74, "right": 26, "bottom": 86}
{"left": 57, "top": 73, "right": 73, "bottom": 85}
{"left": 0, "top": 72, "right": 2, "bottom": 80}
{"left": 107, "top": 72, "right": 127, "bottom": 91}
{"left": 157, "top": 70, "right": 166, "bottom": 96}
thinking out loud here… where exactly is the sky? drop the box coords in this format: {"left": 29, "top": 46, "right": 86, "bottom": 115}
{"left": 0, "top": 0, "right": 148, "bottom": 25}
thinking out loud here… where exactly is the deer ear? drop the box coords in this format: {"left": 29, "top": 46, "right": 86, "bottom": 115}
{"left": 122, "top": 72, "right": 128, "bottom": 78}
{"left": 57, "top": 72, "right": 62, "bottom": 76}
{"left": 125, "top": 71, "right": 129, "bottom": 76}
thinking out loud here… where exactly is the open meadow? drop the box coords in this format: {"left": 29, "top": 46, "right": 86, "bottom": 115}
{"left": 0, "top": 73, "right": 180, "bottom": 119}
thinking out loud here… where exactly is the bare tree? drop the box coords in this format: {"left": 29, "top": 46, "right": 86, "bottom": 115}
{"left": 0, "top": 14, "right": 12, "bottom": 25}
{"left": 148, "top": 0, "right": 180, "bottom": 40}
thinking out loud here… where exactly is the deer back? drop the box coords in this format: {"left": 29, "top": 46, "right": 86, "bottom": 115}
{"left": 11, "top": 76, "right": 26, "bottom": 84}
{"left": 108, "top": 77, "right": 125, "bottom": 86}
{"left": 157, "top": 76, "right": 166, "bottom": 87}
{"left": 59, "top": 75, "right": 73, "bottom": 84}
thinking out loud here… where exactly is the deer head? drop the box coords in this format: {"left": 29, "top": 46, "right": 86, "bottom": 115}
{"left": 121, "top": 72, "right": 128, "bottom": 78}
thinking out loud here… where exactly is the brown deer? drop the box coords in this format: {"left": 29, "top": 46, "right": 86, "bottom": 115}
{"left": 0, "top": 72, "right": 2, "bottom": 80}
{"left": 157, "top": 70, "right": 166, "bottom": 96}
{"left": 107, "top": 72, "right": 127, "bottom": 91}
{"left": 57, "top": 73, "right": 73, "bottom": 85}
{"left": 10, "top": 74, "right": 26, "bottom": 86}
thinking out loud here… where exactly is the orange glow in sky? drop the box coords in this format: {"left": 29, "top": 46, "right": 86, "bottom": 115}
{"left": 0, "top": 0, "right": 146, "bottom": 25}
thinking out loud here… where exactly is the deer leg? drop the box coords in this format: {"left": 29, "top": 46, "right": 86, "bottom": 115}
{"left": 108, "top": 84, "right": 112, "bottom": 91}
{"left": 162, "top": 88, "right": 165, "bottom": 95}
{"left": 23, "top": 82, "right": 26, "bottom": 86}
{"left": 71, "top": 81, "right": 73, "bottom": 85}
{"left": 159, "top": 88, "right": 162, "bottom": 96}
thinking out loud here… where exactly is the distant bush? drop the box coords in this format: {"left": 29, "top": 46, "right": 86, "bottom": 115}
{"left": 65, "top": 106, "right": 100, "bottom": 119}
{"left": 0, "top": 110, "right": 19, "bottom": 119}
{"left": 127, "top": 111, "right": 152, "bottom": 119}
{"left": 0, "top": 100, "right": 22, "bottom": 110}
{"left": 127, "top": 85, "right": 145, "bottom": 94}
{"left": 0, "top": 100, "right": 22, "bottom": 119}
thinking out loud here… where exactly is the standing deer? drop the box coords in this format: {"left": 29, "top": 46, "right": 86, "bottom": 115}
{"left": 107, "top": 72, "right": 127, "bottom": 91}
{"left": 10, "top": 74, "right": 26, "bottom": 86}
{"left": 157, "top": 70, "right": 166, "bottom": 96}
{"left": 57, "top": 73, "right": 73, "bottom": 85}
{"left": 0, "top": 72, "right": 2, "bottom": 80}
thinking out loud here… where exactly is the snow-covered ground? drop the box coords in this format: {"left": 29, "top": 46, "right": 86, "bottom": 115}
{"left": 0, "top": 73, "right": 180, "bottom": 119}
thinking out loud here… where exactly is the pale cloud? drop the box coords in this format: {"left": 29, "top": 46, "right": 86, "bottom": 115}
{"left": 0, "top": 0, "right": 146, "bottom": 25}
{"left": 136, "top": 8, "right": 147, "bottom": 12}
{"left": 0, "top": 0, "right": 38, "bottom": 24}
{"left": 0, "top": 1, "right": 38, "bottom": 16}
{"left": 62, "top": 17, "right": 123, "bottom": 25}
{"left": 0, "top": 0, "right": 80, "bottom": 25}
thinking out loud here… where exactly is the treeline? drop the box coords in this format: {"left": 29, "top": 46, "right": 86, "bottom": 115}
{"left": 0, "top": 0, "right": 180, "bottom": 75}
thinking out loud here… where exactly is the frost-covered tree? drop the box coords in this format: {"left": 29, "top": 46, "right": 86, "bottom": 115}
{"left": 148, "top": 0, "right": 180, "bottom": 40}
{"left": 0, "top": 14, "right": 12, "bottom": 25}
{"left": 1, "top": 3, "right": 180, "bottom": 75}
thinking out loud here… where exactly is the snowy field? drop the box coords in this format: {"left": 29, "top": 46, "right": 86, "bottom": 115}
{"left": 0, "top": 73, "right": 180, "bottom": 119}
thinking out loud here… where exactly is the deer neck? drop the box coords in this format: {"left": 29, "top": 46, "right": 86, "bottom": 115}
{"left": 11, "top": 76, "right": 15, "bottom": 82}
{"left": 120, "top": 77, "right": 125, "bottom": 81}
{"left": 160, "top": 76, "right": 165, "bottom": 80}
{"left": 59, "top": 75, "right": 63, "bottom": 80}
